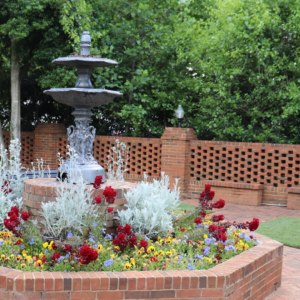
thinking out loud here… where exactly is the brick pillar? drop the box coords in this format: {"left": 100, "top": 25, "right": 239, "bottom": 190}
{"left": 33, "top": 123, "right": 66, "bottom": 169}
{"left": 161, "top": 127, "right": 197, "bottom": 196}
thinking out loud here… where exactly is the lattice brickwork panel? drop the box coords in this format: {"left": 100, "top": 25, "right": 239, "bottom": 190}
{"left": 20, "top": 133, "right": 34, "bottom": 166}
{"left": 1, "top": 132, "right": 34, "bottom": 167}
{"left": 57, "top": 137, "right": 69, "bottom": 162}
{"left": 190, "top": 141, "right": 300, "bottom": 188}
{"left": 57, "top": 136, "right": 162, "bottom": 177}
{"left": 94, "top": 137, "right": 162, "bottom": 177}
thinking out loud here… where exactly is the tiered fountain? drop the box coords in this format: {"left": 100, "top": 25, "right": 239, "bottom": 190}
{"left": 44, "top": 31, "right": 122, "bottom": 183}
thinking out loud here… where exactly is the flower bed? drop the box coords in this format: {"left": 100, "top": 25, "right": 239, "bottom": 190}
{"left": 0, "top": 233, "right": 283, "bottom": 300}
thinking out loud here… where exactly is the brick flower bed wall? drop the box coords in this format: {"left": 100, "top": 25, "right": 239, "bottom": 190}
{"left": 3, "top": 123, "right": 300, "bottom": 207}
{"left": 22, "top": 178, "right": 137, "bottom": 232}
{"left": 287, "top": 187, "right": 300, "bottom": 210}
{"left": 0, "top": 233, "right": 282, "bottom": 300}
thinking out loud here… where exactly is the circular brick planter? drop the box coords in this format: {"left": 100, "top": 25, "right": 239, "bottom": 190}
{"left": 22, "top": 178, "right": 137, "bottom": 232}
{"left": 0, "top": 234, "right": 282, "bottom": 300}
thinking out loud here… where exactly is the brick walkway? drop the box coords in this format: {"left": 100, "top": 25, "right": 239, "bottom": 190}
{"left": 183, "top": 200, "right": 300, "bottom": 300}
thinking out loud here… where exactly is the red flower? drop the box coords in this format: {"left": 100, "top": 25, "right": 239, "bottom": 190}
{"left": 208, "top": 224, "right": 217, "bottom": 233}
{"left": 249, "top": 218, "right": 259, "bottom": 231}
{"left": 200, "top": 211, "right": 206, "bottom": 217}
{"left": 103, "top": 186, "right": 117, "bottom": 204}
{"left": 15, "top": 239, "right": 22, "bottom": 245}
{"left": 79, "top": 245, "right": 98, "bottom": 264}
{"left": 9, "top": 206, "right": 20, "bottom": 217}
{"left": 128, "top": 236, "right": 137, "bottom": 248}
{"left": 95, "top": 196, "right": 102, "bottom": 204}
{"left": 123, "top": 224, "right": 132, "bottom": 235}
{"left": 52, "top": 242, "right": 57, "bottom": 250}
{"left": 140, "top": 240, "right": 148, "bottom": 249}
{"left": 107, "top": 207, "right": 113, "bottom": 213}
{"left": 42, "top": 255, "right": 47, "bottom": 264}
{"left": 93, "top": 176, "right": 102, "bottom": 189}
{"left": 180, "top": 228, "right": 185, "bottom": 232}
{"left": 51, "top": 252, "right": 61, "bottom": 261}
{"left": 21, "top": 212, "right": 30, "bottom": 222}
{"left": 212, "top": 199, "right": 225, "bottom": 209}
{"left": 63, "top": 244, "right": 73, "bottom": 254}
{"left": 117, "top": 225, "right": 123, "bottom": 231}
{"left": 211, "top": 215, "right": 225, "bottom": 222}
{"left": 193, "top": 217, "right": 202, "bottom": 225}
{"left": 1, "top": 180, "right": 12, "bottom": 195}
{"left": 150, "top": 256, "right": 158, "bottom": 262}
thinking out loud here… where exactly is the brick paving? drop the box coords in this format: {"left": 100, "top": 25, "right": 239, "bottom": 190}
{"left": 183, "top": 199, "right": 300, "bottom": 300}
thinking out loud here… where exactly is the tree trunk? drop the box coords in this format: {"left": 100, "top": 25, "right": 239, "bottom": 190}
{"left": 10, "top": 38, "right": 21, "bottom": 142}
{"left": 0, "top": 120, "right": 5, "bottom": 150}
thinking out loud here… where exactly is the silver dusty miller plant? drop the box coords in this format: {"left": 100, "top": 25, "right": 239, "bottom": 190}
{"left": 0, "top": 140, "right": 25, "bottom": 230}
{"left": 116, "top": 173, "right": 181, "bottom": 238}
{"left": 106, "top": 139, "right": 130, "bottom": 181}
{"left": 40, "top": 146, "right": 98, "bottom": 240}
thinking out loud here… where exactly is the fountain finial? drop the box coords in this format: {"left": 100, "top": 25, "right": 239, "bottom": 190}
{"left": 80, "top": 31, "right": 91, "bottom": 56}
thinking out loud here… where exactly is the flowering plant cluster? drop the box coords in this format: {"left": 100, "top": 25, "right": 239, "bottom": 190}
{"left": 0, "top": 183, "right": 261, "bottom": 272}
{"left": 4, "top": 206, "right": 30, "bottom": 237}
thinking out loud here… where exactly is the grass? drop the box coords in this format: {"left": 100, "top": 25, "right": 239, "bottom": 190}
{"left": 176, "top": 202, "right": 196, "bottom": 213}
{"left": 256, "top": 217, "right": 300, "bottom": 248}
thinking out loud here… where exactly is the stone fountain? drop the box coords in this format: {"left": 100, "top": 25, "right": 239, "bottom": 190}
{"left": 44, "top": 31, "right": 122, "bottom": 183}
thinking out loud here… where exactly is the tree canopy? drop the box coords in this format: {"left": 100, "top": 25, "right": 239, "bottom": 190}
{"left": 2, "top": 0, "right": 300, "bottom": 143}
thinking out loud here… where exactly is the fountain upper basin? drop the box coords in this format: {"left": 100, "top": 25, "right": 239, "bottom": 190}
{"left": 52, "top": 56, "right": 118, "bottom": 68}
{"left": 44, "top": 88, "right": 123, "bottom": 108}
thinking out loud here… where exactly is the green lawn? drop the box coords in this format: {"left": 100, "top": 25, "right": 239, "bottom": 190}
{"left": 176, "top": 202, "right": 196, "bottom": 213}
{"left": 256, "top": 217, "right": 300, "bottom": 248}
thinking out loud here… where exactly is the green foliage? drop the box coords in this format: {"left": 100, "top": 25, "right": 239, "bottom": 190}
{"left": 182, "top": 0, "right": 300, "bottom": 143}
{"left": 3, "top": 0, "right": 300, "bottom": 142}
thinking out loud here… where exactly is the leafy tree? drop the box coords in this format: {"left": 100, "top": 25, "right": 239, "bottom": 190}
{"left": 86, "top": 0, "right": 211, "bottom": 137}
{"left": 0, "top": 0, "right": 91, "bottom": 142}
{"left": 182, "top": 0, "right": 300, "bottom": 143}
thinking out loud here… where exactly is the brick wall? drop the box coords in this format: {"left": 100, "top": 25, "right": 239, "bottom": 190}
{"left": 3, "top": 123, "right": 300, "bottom": 207}
{"left": 0, "top": 233, "right": 283, "bottom": 300}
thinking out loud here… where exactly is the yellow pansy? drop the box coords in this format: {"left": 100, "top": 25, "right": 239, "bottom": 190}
{"left": 1, "top": 255, "right": 5, "bottom": 260}
{"left": 10, "top": 254, "right": 15, "bottom": 259}
{"left": 205, "top": 215, "right": 210, "bottom": 219}
{"left": 22, "top": 250, "right": 27, "bottom": 256}
{"left": 244, "top": 244, "right": 249, "bottom": 250}
{"left": 147, "top": 246, "right": 155, "bottom": 253}
{"left": 158, "top": 250, "right": 165, "bottom": 257}
{"left": 157, "top": 237, "right": 161, "bottom": 241}
{"left": 110, "top": 254, "right": 115, "bottom": 259}
{"left": 48, "top": 241, "right": 54, "bottom": 250}
{"left": 204, "top": 234, "right": 208, "bottom": 239}
{"left": 97, "top": 245, "right": 103, "bottom": 250}
{"left": 21, "top": 263, "right": 26, "bottom": 269}
{"left": 39, "top": 253, "right": 44, "bottom": 259}
{"left": 142, "top": 254, "right": 148, "bottom": 258}
{"left": 130, "top": 258, "right": 136, "bottom": 266}
{"left": 16, "top": 255, "right": 22, "bottom": 261}
{"left": 43, "top": 242, "right": 48, "bottom": 248}
{"left": 114, "top": 246, "right": 120, "bottom": 251}
{"left": 124, "top": 263, "right": 132, "bottom": 269}
{"left": 166, "top": 251, "right": 172, "bottom": 256}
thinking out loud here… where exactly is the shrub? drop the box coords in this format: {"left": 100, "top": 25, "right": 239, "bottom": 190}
{"left": 40, "top": 147, "right": 97, "bottom": 240}
{"left": 0, "top": 140, "right": 25, "bottom": 231}
{"left": 116, "top": 173, "right": 181, "bottom": 238}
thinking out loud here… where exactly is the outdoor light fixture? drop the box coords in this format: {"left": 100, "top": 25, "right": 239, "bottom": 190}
{"left": 175, "top": 105, "right": 185, "bottom": 128}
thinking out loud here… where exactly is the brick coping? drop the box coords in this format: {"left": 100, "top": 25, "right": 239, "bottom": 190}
{"left": 204, "top": 180, "right": 264, "bottom": 190}
{"left": 0, "top": 233, "right": 283, "bottom": 300}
